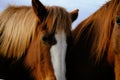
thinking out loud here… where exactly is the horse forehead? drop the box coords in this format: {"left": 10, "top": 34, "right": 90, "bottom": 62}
{"left": 47, "top": 7, "right": 70, "bottom": 19}
{"left": 43, "top": 7, "right": 71, "bottom": 36}
{"left": 45, "top": 15, "right": 71, "bottom": 33}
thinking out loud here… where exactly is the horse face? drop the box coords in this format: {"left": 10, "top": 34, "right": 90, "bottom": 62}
{"left": 0, "top": 0, "right": 79, "bottom": 79}
{"left": 32, "top": 0, "right": 79, "bottom": 46}
{"left": 112, "top": 3, "right": 120, "bottom": 54}
{"left": 110, "top": 3, "right": 120, "bottom": 80}
{"left": 24, "top": 0, "right": 79, "bottom": 80}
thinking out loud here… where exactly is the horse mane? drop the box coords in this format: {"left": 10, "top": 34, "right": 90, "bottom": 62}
{"left": 0, "top": 5, "right": 72, "bottom": 59}
{"left": 73, "top": 0, "right": 120, "bottom": 61}
{"left": 43, "top": 6, "right": 72, "bottom": 36}
{"left": 0, "top": 6, "right": 37, "bottom": 59}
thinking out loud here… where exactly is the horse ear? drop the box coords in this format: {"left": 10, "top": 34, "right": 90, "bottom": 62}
{"left": 70, "top": 9, "right": 79, "bottom": 22}
{"left": 32, "top": 0, "right": 47, "bottom": 22}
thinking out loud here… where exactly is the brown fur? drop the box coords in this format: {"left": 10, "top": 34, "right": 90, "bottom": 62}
{"left": 111, "top": 1, "right": 120, "bottom": 80}
{"left": 0, "top": 6, "right": 72, "bottom": 59}
{"left": 25, "top": 28, "right": 55, "bottom": 80}
{"left": 0, "top": 0, "right": 78, "bottom": 79}
{"left": 73, "top": 0, "right": 119, "bottom": 62}
{"left": 73, "top": 0, "right": 120, "bottom": 80}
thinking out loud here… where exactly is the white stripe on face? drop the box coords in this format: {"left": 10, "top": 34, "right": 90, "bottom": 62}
{"left": 50, "top": 30, "right": 67, "bottom": 80}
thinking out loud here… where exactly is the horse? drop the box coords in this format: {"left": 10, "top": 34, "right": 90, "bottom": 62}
{"left": 0, "top": 0, "right": 79, "bottom": 80}
{"left": 66, "top": 0, "right": 120, "bottom": 80}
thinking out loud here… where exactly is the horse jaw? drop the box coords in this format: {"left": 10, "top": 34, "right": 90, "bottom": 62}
{"left": 50, "top": 30, "right": 67, "bottom": 80}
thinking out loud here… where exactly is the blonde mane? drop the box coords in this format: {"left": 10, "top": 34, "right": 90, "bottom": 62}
{"left": 73, "top": 0, "right": 120, "bottom": 61}
{"left": 0, "top": 6, "right": 37, "bottom": 58}
{"left": 0, "top": 5, "right": 72, "bottom": 59}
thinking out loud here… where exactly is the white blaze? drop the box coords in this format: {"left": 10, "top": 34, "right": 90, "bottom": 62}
{"left": 50, "top": 30, "right": 67, "bottom": 80}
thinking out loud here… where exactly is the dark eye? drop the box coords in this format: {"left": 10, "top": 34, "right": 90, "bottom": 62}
{"left": 42, "top": 35, "right": 56, "bottom": 45}
{"left": 42, "top": 35, "right": 48, "bottom": 42}
{"left": 116, "top": 16, "right": 120, "bottom": 26}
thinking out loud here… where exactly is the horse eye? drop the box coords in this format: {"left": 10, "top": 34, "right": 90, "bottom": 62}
{"left": 116, "top": 16, "right": 120, "bottom": 26}
{"left": 42, "top": 35, "right": 56, "bottom": 45}
{"left": 42, "top": 35, "right": 48, "bottom": 42}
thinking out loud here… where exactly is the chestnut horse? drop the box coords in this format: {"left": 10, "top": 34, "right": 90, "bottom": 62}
{"left": 0, "top": 0, "right": 78, "bottom": 80}
{"left": 66, "top": 0, "right": 120, "bottom": 80}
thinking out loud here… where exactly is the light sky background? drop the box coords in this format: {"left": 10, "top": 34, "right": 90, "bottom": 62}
{"left": 0, "top": 0, "right": 108, "bottom": 29}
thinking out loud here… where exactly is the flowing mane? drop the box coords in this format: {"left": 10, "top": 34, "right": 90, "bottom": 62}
{"left": 66, "top": 0, "right": 120, "bottom": 80}
{"left": 0, "top": 5, "right": 72, "bottom": 59}
{"left": 0, "top": 6, "right": 36, "bottom": 58}
{"left": 73, "top": 0, "right": 120, "bottom": 61}
{"left": 0, "top": 0, "right": 79, "bottom": 80}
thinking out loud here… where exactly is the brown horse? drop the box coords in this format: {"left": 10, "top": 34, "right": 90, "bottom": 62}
{"left": 0, "top": 0, "right": 78, "bottom": 80}
{"left": 66, "top": 0, "right": 120, "bottom": 80}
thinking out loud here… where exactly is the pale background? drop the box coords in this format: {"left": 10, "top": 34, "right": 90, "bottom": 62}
{"left": 0, "top": 0, "right": 108, "bottom": 29}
